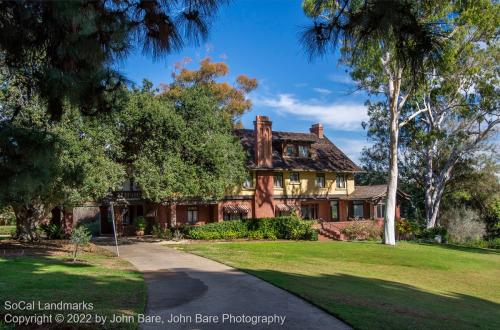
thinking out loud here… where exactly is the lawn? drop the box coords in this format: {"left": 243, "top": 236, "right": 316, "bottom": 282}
{"left": 0, "top": 241, "right": 146, "bottom": 329}
{"left": 0, "top": 225, "right": 14, "bottom": 236}
{"left": 177, "top": 241, "right": 500, "bottom": 330}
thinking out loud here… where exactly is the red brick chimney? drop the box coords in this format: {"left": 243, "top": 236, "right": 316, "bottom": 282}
{"left": 310, "top": 123, "right": 324, "bottom": 139}
{"left": 254, "top": 115, "right": 273, "bottom": 167}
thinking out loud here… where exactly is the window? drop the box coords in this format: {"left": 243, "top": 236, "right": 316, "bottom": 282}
{"left": 315, "top": 173, "right": 325, "bottom": 188}
{"left": 298, "top": 145, "right": 309, "bottom": 157}
{"left": 242, "top": 173, "right": 253, "bottom": 189}
{"left": 352, "top": 201, "right": 364, "bottom": 218}
{"left": 285, "top": 145, "right": 296, "bottom": 157}
{"left": 377, "top": 203, "right": 386, "bottom": 219}
{"left": 274, "top": 173, "right": 283, "bottom": 188}
{"left": 223, "top": 212, "right": 247, "bottom": 221}
{"left": 330, "top": 200, "right": 339, "bottom": 220}
{"left": 301, "top": 204, "right": 318, "bottom": 220}
{"left": 289, "top": 172, "right": 300, "bottom": 184}
{"left": 187, "top": 207, "right": 198, "bottom": 224}
{"left": 121, "top": 207, "right": 130, "bottom": 225}
{"left": 336, "top": 174, "right": 346, "bottom": 188}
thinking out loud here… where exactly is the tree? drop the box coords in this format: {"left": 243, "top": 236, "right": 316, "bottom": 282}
{"left": 119, "top": 83, "right": 247, "bottom": 226}
{"left": 0, "top": 0, "right": 225, "bottom": 121}
{"left": 301, "top": 0, "right": 450, "bottom": 245}
{"left": 0, "top": 102, "right": 125, "bottom": 241}
{"left": 160, "top": 58, "right": 258, "bottom": 126}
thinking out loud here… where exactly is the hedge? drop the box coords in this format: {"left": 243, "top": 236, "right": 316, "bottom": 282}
{"left": 186, "top": 215, "right": 317, "bottom": 241}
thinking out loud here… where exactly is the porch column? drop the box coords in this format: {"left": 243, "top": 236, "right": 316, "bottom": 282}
{"left": 170, "top": 203, "right": 177, "bottom": 228}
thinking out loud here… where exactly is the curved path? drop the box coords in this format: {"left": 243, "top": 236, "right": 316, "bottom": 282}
{"left": 100, "top": 241, "right": 350, "bottom": 330}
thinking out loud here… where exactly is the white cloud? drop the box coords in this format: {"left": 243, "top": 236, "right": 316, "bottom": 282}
{"left": 334, "top": 138, "right": 371, "bottom": 163}
{"left": 327, "top": 73, "right": 355, "bottom": 85}
{"left": 313, "top": 87, "right": 332, "bottom": 95}
{"left": 254, "top": 93, "right": 368, "bottom": 131}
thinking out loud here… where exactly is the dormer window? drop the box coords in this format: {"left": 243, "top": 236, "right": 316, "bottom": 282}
{"left": 298, "top": 145, "right": 309, "bottom": 158}
{"left": 336, "top": 174, "right": 346, "bottom": 188}
{"left": 285, "top": 145, "right": 295, "bottom": 157}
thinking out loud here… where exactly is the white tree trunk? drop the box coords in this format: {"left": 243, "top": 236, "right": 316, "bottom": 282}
{"left": 384, "top": 101, "right": 399, "bottom": 245}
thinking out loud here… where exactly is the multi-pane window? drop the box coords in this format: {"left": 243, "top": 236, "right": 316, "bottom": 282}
{"left": 285, "top": 145, "right": 295, "bottom": 157}
{"left": 315, "top": 173, "right": 325, "bottom": 188}
{"left": 301, "top": 204, "right": 318, "bottom": 220}
{"left": 274, "top": 173, "right": 284, "bottom": 188}
{"left": 298, "top": 145, "right": 309, "bottom": 157}
{"left": 187, "top": 207, "right": 198, "bottom": 224}
{"left": 352, "top": 201, "right": 364, "bottom": 218}
{"left": 377, "top": 203, "right": 386, "bottom": 218}
{"left": 336, "top": 174, "right": 346, "bottom": 188}
{"left": 290, "top": 172, "right": 300, "bottom": 184}
{"left": 242, "top": 173, "right": 253, "bottom": 189}
{"left": 330, "top": 200, "right": 339, "bottom": 220}
{"left": 223, "top": 212, "right": 247, "bottom": 221}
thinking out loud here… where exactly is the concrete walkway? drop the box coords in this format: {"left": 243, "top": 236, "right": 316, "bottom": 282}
{"left": 99, "top": 241, "right": 350, "bottom": 330}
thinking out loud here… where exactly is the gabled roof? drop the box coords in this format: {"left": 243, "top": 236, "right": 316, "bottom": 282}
{"left": 346, "top": 185, "right": 410, "bottom": 200}
{"left": 234, "top": 129, "right": 362, "bottom": 172}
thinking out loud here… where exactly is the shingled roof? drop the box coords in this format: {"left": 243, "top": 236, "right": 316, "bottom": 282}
{"left": 234, "top": 128, "right": 362, "bottom": 172}
{"left": 346, "top": 185, "right": 410, "bottom": 200}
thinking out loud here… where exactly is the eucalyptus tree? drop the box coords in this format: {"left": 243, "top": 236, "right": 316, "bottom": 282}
{"left": 301, "top": 0, "right": 452, "bottom": 244}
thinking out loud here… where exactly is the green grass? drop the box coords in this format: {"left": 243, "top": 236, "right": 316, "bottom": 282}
{"left": 0, "top": 225, "right": 14, "bottom": 236}
{"left": 177, "top": 241, "right": 500, "bottom": 330}
{"left": 0, "top": 245, "right": 145, "bottom": 329}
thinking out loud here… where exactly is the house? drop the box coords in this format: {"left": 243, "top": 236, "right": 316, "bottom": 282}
{"left": 63, "top": 115, "right": 408, "bottom": 236}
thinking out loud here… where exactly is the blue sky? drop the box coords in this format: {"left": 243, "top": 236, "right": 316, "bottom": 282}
{"left": 120, "top": 0, "right": 370, "bottom": 162}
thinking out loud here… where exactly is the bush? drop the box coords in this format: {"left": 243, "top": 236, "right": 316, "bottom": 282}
{"left": 341, "top": 222, "right": 382, "bottom": 241}
{"left": 39, "top": 223, "right": 66, "bottom": 239}
{"left": 396, "top": 219, "right": 420, "bottom": 241}
{"left": 135, "top": 216, "right": 146, "bottom": 231}
{"left": 185, "top": 215, "right": 317, "bottom": 241}
{"left": 70, "top": 226, "right": 91, "bottom": 262}
{"left": 80, "top": 220, "right": 100, "bottom": 237}
{"left": 454, "top": 238, "right": 500, "bottom": 250}
{"left": 152, "top": 224, "right": 172, "bottom": 239}
{"left": 418, "top": 226, "right": 448, "bottom": 242}
{"left": 441, "top": 208, "right": 485, "bottom": 243}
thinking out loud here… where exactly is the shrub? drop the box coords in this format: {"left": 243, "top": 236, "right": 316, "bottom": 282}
{"left": 39, "top": 223, "right": 66, "bottom": 239}
{"left": 70, "top": 226, "right": 91, "bottom": 262}
{"left": 418, "top": 226, "right": 448, "bottom": 242}
{"left": 455, "top": 238, "right": 500, "bottom": 250}
{"left": 396, "top": 219, "right": 420, "bottom": 240}
{"left": 341, "top": 222, "right": 382, "bottom": 241}
{"left": 80, "top": 220, "right": 100, "bottom": 236}
{"left": 186, "top": 215, "right": 317, "bottom": 241}
{"left": 152, "top": 224, "right": 172, "bottom": 239}
{"left": 441, "top": 208, "right": 485, "bottom": 243}
{"left": 186, "top": 221, "right": 248, "bottom": 240}
{"left": 135, "top": 216, "right": 146, "bottom": 231}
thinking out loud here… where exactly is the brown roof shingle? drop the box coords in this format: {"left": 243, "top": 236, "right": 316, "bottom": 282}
{"left": 234, "top": 129, "right": 362, "bottom": 172}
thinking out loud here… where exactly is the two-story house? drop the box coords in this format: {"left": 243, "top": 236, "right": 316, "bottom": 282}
{"left": 63, "top": 115, "right": 407, "bottom": 236}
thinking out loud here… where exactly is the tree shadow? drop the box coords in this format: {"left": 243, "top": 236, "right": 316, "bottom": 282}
{"left": 238, "top": 268, "right": 500, "bottom": 330}
{"left": 0, "top": 247, "right": 145, "bottom": 329}
{"left": 416, "top": 242, "right": 500, "bottom": 255}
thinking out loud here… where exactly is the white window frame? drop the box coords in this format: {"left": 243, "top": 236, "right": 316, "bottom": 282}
{"left": 290, "top": 172, "right": 300, "bottom": 184}
{"left": 377, "top": 203, "right": 386, "bottom": 218}
{"left": 315, "top": 173, "right": 325, "bottom": 188}
{"left": 298, "top": 145, "right": 309, "bottom": 157}
{"left": 274, "top": 173, "right": 283, "bottom": 188}
{"left": 336, "top": 174, "right": 346, "bottom": 188}
{"left": 187, "top": 208, "right": 198, "bottom": 224}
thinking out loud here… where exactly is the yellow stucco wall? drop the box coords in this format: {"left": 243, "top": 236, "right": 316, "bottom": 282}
{"left": 229, "top": 171, "right": 355, "bottom": 197}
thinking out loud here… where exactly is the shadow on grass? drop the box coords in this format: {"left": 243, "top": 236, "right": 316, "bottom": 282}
{"left": 416, "top": 242, "right": 500, "bottom": 255}
{"left": 0, "top": 253, "right": 145, "bottom": 329}
{"left": 238, "top": 268, "right": 500, "bottom": 330}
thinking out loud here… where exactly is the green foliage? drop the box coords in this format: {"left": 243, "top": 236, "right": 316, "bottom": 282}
{"left": 441, "top": 207, "right": 486, "bottom": 243}
{"left": 121, "top": 86, "right": 247, "bottom": 203}
{"left": 340, "top": 222, "right": 382, "bottom": 241}
{"left": 453, "top": 238, "right": 500, "bottom": 250}
{"left": 39, "top": 223, "right": 66, "bottom": 240}
{"left": 135, "top": 217, "right": 146, "bottom": 231}
{"left": 152, "top": 225, "right": 172, "bottom": 240}
{"left": 70, "top": 226, "right": 91, "bottom": 262}
{"left": 79, "top": 221, "right": 100, "bottom": 237}
{"left": 417, "top": 227, "right": 448, "bottom": 243}
{"left": 396, "top": 219, "right": 421, "bottom": 241}
{"left": 186, "top": 216, "right": 318, "bottom": 241}
{"left": 0, "top": 206, "right": 15, "bottom": 225}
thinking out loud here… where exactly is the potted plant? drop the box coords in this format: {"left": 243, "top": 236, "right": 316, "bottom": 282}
{"left": 135, "top": 216, "right": 146, "bottom": 236}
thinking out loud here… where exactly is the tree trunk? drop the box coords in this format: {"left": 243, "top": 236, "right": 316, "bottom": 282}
{"left": 12, "top": 202, "right": 51, "bottom": 241}
{"left": 384, "top": 100, "right": 399, "bottom": 245}
{"left": 170, "top": 203, "right": 177, "bottom": 228}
